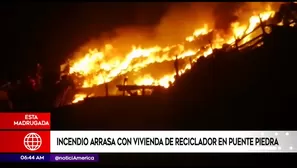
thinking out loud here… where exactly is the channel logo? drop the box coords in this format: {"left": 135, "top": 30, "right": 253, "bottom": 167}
{"left": 23, "top": 133, "right": 42, "bottom": 151}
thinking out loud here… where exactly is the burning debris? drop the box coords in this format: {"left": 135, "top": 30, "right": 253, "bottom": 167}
{"left": 62, "top": 2, "right": 292, "bottom": 104}
{"left": 4, "top": 2, "right": 296, "bottom": 109}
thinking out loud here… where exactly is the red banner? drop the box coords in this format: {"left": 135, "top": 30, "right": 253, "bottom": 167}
{"left": 0, "top": 131, "right": 50, "bottom": 153}
{"left": 0, "top": 113, "right": 50, "bottom": 129}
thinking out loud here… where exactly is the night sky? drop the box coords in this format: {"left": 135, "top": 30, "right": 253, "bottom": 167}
{"left": 0, "top": 2, "right": 169, "bottom": 80}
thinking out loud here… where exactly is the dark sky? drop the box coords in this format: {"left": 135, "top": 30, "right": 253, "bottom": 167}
{"left": 0, "top": 2, "right": 169, "bottom": 80}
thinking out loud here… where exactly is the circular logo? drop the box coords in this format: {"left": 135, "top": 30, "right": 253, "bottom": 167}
{"left": 23, "top": 133, "right": 42, "bottom": 151}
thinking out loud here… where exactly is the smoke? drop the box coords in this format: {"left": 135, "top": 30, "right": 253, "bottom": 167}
{"left": 155, "top": 2, "right": 282, "bottom": 39}
{"left": 154, "top": 2, "right": 217, "bottom": 46}
{"left": 213, "top": 2, "right": 245, "bottom": 31}
{"left": 72, "top": 2, "right": 283, "bottom": 58}
{"left": 75, "top": 3, "right": 220, "bottom": 52}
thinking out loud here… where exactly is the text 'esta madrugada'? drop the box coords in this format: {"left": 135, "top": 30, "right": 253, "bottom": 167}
{"left": 13, "top": 114, "right": 50, "bottom": 126}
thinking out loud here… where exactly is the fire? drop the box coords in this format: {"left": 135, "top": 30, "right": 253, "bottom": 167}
{"left": 186, "top": 24, "right": 211, "bottom": 42}
{"left": 72, "top": 94, "right": 87, "bottom": 103}
{"left": 67, "top": 4, "right": 280, "bottom": 103}
{"left": 135, "top": 74, "right": 175, "bottom": 88}
{"left": 229, "top": 9, "right": 275, "bottom": 44}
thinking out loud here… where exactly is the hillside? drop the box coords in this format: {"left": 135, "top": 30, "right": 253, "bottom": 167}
{"left": 169, "top": 25, "right": 297, "bottom": 129}
{"left": 51, "top": 26, "right": 297, "bottom": 130}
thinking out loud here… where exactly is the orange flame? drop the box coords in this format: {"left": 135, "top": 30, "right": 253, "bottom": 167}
{"left": 67, "top": 5, "right": 278, "bottom": 103}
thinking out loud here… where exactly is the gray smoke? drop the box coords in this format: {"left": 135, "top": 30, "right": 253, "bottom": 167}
{"left": 212, "top": 2, "right": 245, "bottom": 31}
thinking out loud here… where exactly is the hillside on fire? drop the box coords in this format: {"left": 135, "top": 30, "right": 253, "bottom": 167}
{"left": 1, "top": 2, "right": 297, "bottom": 130}
{"left": 170, "top": 26, "right": 297, "bottom": 129}
{"left": 51, "top": 24, "right": 297, "bottom": 130}
{"left": 50, "top": 2, "right": 297, "bottom": 130}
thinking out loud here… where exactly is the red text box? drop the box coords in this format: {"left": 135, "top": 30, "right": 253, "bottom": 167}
{"left": 0, "top": 131, "right": 50, "bottom": 153}
{"left": 0, "top": 113, "right": 50, "bottom": 129}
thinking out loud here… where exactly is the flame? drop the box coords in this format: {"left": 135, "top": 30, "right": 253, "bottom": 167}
{"left": 72, "top": 94, "right": 87, "bottom": 103}
{"left": 67, "top": 4, "right": 280, "bottom": 103}
{"left": 186, "top": 24, "right": 211, "bottom": 42}
{"left": 135, "top": 74, "right": 175, "bottom": 88}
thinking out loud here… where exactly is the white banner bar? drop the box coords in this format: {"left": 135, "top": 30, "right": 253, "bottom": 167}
{"left": 50, "top": 131, "right": 297, "bottom": 153}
